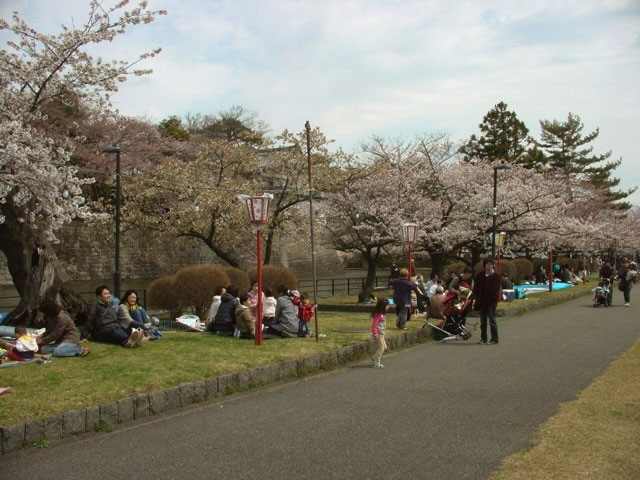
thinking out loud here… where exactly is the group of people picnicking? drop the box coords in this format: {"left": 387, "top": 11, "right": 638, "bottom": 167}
{"left": 1, "top": 256, "right": 634, "bottom": 373}
{"left": 206, "top": 282, "right": 315, "bottom": 340}
{"left": 0, "top": 280, "right": 319, "bottom": 369}
{"left": 0, "top": 285, "right": 156, "bottom": 365}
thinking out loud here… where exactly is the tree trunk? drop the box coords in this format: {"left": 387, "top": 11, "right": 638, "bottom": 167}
{"left": 428, "top": 251, "right": 445, "bottom": 277}
{"left": 471, "top": 244, "right": 483, "bottom": 272}
{"left": 357, "top": 249, "right": 378, "bottom": 303}
{"left": 0, "top": 197, "right": 87, "bottom": 327}
{"left": 263, "top": 229, "right": 274, "bottom": 265}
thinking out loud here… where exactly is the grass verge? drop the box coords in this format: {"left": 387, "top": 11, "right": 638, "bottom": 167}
{"left": 319, "top": 278, "right": 597, "bottom": 312}
{"left": 0, "top": 311, "right": 421, "bottom": 426}
{"left": 492, "top": 340, "right": 640, "bottom": 480}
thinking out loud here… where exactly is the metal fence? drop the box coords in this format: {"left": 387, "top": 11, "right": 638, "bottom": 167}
{"left": 297, "top": 275, "right": 389, "bottom": 297}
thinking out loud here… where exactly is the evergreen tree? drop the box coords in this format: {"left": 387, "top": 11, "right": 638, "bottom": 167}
{"left": 535, "top": 112, "right": 633, "bottom": 208}
{"left": 459, "top": 101, "right": 531, "bottom": 165}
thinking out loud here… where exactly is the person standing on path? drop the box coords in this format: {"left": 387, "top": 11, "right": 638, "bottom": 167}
{"left": 471, "top": 258, "right": 502, "bottom": 345}
{"left": 390, "top": 269, "right": 418, "bottom": 330}
{"left": 599, "top": 260, "right": 615, "bottom": 306}
{"left": 370, "top": 298, "right": 389, "bottom": 368}
{"left": 617, "top": 260, "right": 637, "bottom": 307}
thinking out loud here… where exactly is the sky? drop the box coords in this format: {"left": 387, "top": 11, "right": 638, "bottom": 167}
{"left": 2, "top": 0, "right": 639, "bottom": 203}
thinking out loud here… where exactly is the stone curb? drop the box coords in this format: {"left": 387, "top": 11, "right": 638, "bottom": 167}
{"left": 0, "top": 328, "right": 430, "bottom": 455}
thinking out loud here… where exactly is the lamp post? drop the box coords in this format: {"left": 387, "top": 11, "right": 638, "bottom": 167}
{"left": 547, "top": 241, "right": 554, "bottom": 293}
{"left": 497, "top": 231, "right": 506, "bottom": 274}
{"left": 401, "top": 223, "right": 419, "bottom": 278}
{"left": 491, "top": 163, "right": 511, "bottom": 261}
{"left": 103, "top": 145, "right": 121, "bottom": 300}
{"left": 238, "top": 193, "right": 273, "bottom": 346}
{"left": 305, "top": 121, "right": 320, "bottom": 342}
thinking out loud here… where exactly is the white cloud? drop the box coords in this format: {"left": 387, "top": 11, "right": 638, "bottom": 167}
{"left": 2, "top": 0, "right": 639, "bottom": 202}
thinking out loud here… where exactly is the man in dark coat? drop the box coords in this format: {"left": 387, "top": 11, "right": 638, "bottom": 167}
{"left": 390, "top": 268, "right": 418, "bottom": 330}
{"left": 599, "top": 260, "right": 615, "bottom": 306}
{"left": 471, "top": 258, "right": 502, "bottom": 345}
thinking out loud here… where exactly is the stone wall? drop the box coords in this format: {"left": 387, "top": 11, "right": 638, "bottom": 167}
{"left": 0, "top": 223, "right": 344, "bottom": 287}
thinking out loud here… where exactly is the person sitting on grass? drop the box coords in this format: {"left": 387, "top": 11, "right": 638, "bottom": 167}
{"left": 37, "top": 300, "right": 89, "bottom": 358}
{"left": 207, "top": 286, "right": 226, "bottom": 327}
{"left": 117, "top": 289, "right": 152, "bottom": 334}
{"left": 0, "top": 326, "right": 38, "bottom": 362}
{"left": 81, "top": 285, "right": 143, "bottom": 348}
{"left": 208, "top": 285, "right": 239, "bottom": 336}
{"left": 265, "top": 285, "right": 299, "bottom": 338}
{"left": 247, "top": 281, "right": 265, "bottom": 319}
{"left": 428, "top": 286, "right": 446, "bottom": 321}
{"left": 234, "top": 294, "right": 255, "bottom": 340}
{"left": 262, "top": 288, "right": 277, "bottom": 326}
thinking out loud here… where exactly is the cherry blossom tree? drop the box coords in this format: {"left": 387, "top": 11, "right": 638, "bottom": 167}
{"left": 0, "top": 1, "right": 165, "bottom": 325}
{"left": 125, "top": 138, "right": 260, "bottom": 267}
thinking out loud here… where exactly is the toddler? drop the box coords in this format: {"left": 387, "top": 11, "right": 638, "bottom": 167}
{"left": 297, "top": 293, "right": 314, "bottom": 338}
{"left": 371, "top": 298, "right": 389, "bottom": 368}
{"left": 2, "top": 326, "right": 38, "bottom": 362}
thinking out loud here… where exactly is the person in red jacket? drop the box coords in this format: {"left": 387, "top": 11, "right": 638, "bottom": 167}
{"left": 471, "top": 258, "right": 502, "bottom": 345}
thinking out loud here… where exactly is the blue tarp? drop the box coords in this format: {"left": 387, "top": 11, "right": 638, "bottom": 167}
{"left": 513, "top": 282, "right": 574, "bottom": 299}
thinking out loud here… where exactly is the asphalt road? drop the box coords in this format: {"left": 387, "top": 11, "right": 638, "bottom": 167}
{"left": 3, "top": 291, "right": 639, "bottom": 479}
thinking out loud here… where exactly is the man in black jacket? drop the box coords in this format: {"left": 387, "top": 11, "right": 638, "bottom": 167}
{"left": 81, "top": 285, "right": 142, "bottom": 347}
{"left": 471, "top": 259, "right": 501, "bottom": 345}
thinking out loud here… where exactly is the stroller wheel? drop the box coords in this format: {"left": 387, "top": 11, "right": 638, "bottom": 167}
{"left": 461, "top": 330, "right": 472, "bottom": 341}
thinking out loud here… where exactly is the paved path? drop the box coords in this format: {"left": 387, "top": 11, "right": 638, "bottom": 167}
{"left": 3, "top": 292, "right": 639, "bottom": 479}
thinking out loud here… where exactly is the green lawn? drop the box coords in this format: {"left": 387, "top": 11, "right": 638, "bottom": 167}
{"left": 0, "top": 312, "right": 421, "bottom": 426}
{"left": 0, "top": 279, "right": 596, "bottom": 427}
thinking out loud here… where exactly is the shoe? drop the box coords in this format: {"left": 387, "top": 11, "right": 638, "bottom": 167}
{"left": 372, "top": 363, "right": 385, "bottom": 368}
{"left": 477, "top": 340, "right": 488, "bottom": 345}
{"left": 625, "top": 303, "right": 630, "bottom": 307}
{"left": 125, "top": 329, "right": 142, "bottom": 348}
{"left": 133, "top": 328, "right": 144, "bottom": 346}
{"left": 80, "top": 347, "right": 90, "bottom": 357}
{"left": 489, "top": 340, "right": 499, "bottom": 345}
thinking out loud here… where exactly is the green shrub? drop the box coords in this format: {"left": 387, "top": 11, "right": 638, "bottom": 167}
{"left": 512, "top": 258, "right": 534, "bottom": 282}
{"left": 221, "top": 266, "right": 250, "bottom": 295}
{"left": 444, "top": 262, "right": 467, "bottom": 276}
{"left": 498, "top": 259, "right": 517, "bottom": 281}
{"left": 248, "top": 264, "right": 298, "bottom": 294}
{"left": 148, "top": 276, "right": 184, "bottom": 319}
{"left": 174, "top": 265, "right": 230, "bottom": 319}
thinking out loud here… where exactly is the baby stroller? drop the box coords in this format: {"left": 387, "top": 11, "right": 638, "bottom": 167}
{"left": 425, "top": 292, "right": 473, "bottom": 341}
{"left": 592, "top": 279, "right": 610, "bottom": 307}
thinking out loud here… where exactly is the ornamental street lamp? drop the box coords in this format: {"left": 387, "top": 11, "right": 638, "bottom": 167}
{"left": 238, "top": 193, "right": 273, "bottom": 346}
{"left": 492, "top": 163, "right": 511, "bottom": 262}
{"left": 401, "top": 223, "right": 419, "bottom": 279}
{"left": 103, "top": 145, "right": 121, "bottom": 300}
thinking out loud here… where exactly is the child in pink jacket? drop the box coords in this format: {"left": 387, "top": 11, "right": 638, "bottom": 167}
{"left": 370, "top": 298, "right": 389, "bottom": 368}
